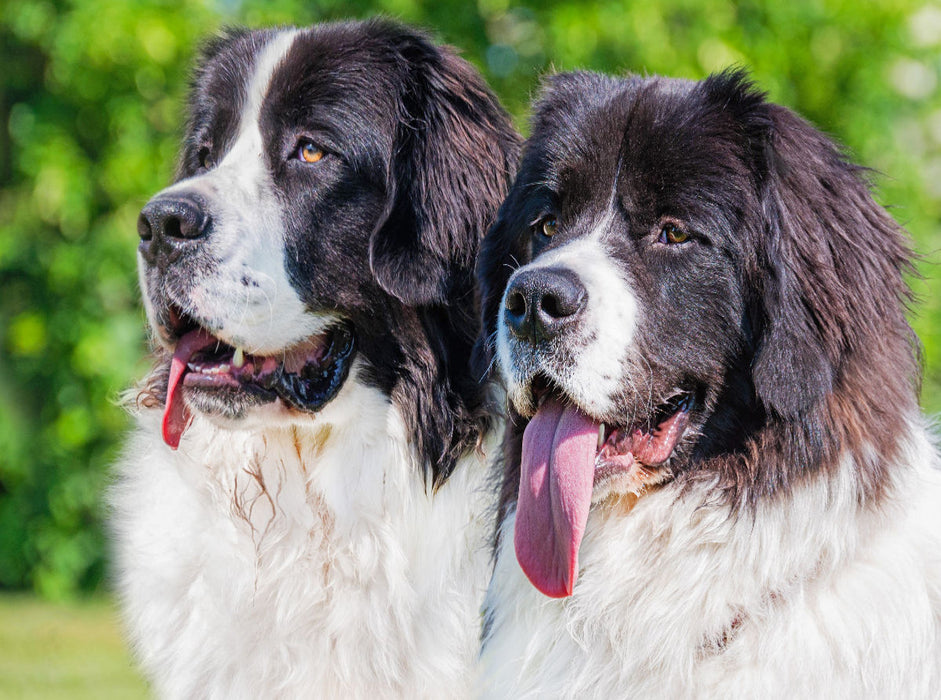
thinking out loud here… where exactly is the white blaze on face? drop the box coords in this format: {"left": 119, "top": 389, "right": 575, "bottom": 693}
{"left": 497, "top": 219, "right": 639, "bottom": 419}
{"left": 141, "top": 29, "right": 339, "bottom": 355}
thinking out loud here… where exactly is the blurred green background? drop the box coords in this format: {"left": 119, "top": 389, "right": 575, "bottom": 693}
{"left": 2, "top": 0, "right": 940, "bottom": 607}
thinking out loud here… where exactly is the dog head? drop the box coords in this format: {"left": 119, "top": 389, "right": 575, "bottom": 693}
{"left": 137, "top": 20, "right": 519, "bottom": 482}
{"left": 477, "top": 70, "right": 918, "bottom": 597}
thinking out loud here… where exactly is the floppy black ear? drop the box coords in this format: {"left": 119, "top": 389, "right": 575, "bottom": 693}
{"left": 370, "top": 33, "right": 520, "bottom": 307}
{"left": 705, "top": 70, "right": 913, "bottom": 419}
{"left": 752, "top": 107, "right": 838, "bottom": 417}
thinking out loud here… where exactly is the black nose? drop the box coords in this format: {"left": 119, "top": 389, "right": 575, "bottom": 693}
{"left": 504, "top": 267, "right": 586, "bottom": 343}
{"left": 138, "top": 194, "right": 211, "bottom": 266}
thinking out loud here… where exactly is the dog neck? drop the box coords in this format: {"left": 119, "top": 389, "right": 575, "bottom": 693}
{"left": 478, "top": 422, "right": 940, "bottom": 697}
{"left": 115, "top": 372, "right": 501, "bottom": 697}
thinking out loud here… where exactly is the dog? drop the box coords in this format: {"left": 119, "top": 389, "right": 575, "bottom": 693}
{"left": 111, "top": 20, "right": 519, "bottom": 698}
{"left": 474, "top": 69, "right": 941, "bottom": 697}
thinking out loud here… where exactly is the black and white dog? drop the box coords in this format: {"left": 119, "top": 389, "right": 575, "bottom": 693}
{"left": 476, "top": 70, "right": 941, "bottom": 696}
{"left": 111, "top": 20, "right": 518, "bottom": 697}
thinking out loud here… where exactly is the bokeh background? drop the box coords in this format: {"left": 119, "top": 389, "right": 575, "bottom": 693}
{"left": 1, "top": 0, "right": 940, "bottom": 691}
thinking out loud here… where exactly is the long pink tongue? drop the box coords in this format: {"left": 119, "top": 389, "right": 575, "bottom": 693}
{"left": 162, "top": 329, "right": 216, "bottom": 449}
{"left": 515, "top": 398, "right": 599, "bottom": 598}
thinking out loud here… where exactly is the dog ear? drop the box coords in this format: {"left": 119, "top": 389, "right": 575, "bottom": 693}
{"left": 753, "top": 109, "right": 848, "bottom": 417}
{"left": 370, "top": 35, "right": 520, "bottom": 307}
{"left": 704, "top": 70, "right": 912, "bottom": 419}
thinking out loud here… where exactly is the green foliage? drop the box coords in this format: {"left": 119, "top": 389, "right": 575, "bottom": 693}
{"left": 1, "top": 0, "right": 939, "bottom": 597}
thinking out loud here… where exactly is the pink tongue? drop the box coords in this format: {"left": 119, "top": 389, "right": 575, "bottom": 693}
{"left": 162, "top": 329, "right": 217, "bottom": 449}
{"left": 514, "top": 398, "right": 599, "bottom": 598}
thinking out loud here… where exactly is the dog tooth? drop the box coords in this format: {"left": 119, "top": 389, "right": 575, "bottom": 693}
{"left": 598, "top": 423, "right": 606, "bottom": 450}
{"left": 232, "top": 347, "right": 245, "bottom": 368}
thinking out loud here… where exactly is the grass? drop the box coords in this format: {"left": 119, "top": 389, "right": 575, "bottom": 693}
{"left": 0, "top": 594, "right": 148, "bottom": 699}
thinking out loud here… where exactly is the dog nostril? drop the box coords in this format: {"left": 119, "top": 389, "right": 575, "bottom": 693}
{"left": 540, "top": 283, "right": 584, "bottom": 320}
{"left": 137, "top": 213, "right": 153, "bottom": 241}
{"left": 506, "top": 290, "right": 527, "bottom": 316}
{"left": 165, "top": 216, "right": 183, "bottom": 240}
{"left": 541, "top": 292, "right": 563, "bottom": 318}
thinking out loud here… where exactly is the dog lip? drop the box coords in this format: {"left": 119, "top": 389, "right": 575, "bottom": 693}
{"left": 594, "top": 393, "right": 692, "bottom": 476}
{"left": 152, "top": 302, "right": 200, "bottom": 346}
{"left": 161, "top": 322, "right": 356, "bottom": 448}
{"left": 167, "top": 304, "right": 196, "bottom": 337}
{"left": 270, "top": 323, "right": 356, "bottom": 412}
{"left": 527, "top": 373, "right": 567, "bottom": 413}
{"left": 177, "top": 323, "right": 355, "bottom": 399}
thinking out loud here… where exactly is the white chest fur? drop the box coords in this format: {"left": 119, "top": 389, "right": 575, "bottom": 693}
{"left": 112, "top": 380, "right": 498, "bottom": 699}
{"left": 478, "top": 428, "right": 941, "bottom": 699}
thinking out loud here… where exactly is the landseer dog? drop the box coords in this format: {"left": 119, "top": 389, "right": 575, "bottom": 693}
{"left": 111, "top": 20, "right": 518, "bottom": 698}
{"left": 475, "top": 70, "right": 941, "bottom": 697}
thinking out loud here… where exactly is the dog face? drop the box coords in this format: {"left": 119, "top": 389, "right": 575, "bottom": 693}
{"left": 137, "top": 21, "right": 519, "bottom": 479}
{"left": 477, "top": 70, "right": 917, "bottom": 597}
{"left": 492, "top": 75, "right": 754, "bottom": 431}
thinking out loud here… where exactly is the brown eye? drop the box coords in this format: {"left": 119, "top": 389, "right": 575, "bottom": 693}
{"left": 539, "top": 216, "right": 559, "bottom": 238}
{"left": 298, "top": 141, "right": 324, "bottom": 164}
{"left": 659, "top": 222, "right": 689, "bottom": 244}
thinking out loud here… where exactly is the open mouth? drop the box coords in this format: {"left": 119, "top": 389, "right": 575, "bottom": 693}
{"left": 161, "top": 306, "right": 355, "bottom": 449}
{"left": 593, "top": 393, "right": 692, "bottom": 485}
{"left": 515, "top": 376, "right": 692, "bottom": 599}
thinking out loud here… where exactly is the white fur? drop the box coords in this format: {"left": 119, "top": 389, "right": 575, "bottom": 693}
{"left": 478, "top": 421, "right": 941, "bottom": 698}
{"left": 497, "top": 231, "right": 638, "bottom": 418}
{"left": 113, "top": 363, "right": 500, "bottom": 699}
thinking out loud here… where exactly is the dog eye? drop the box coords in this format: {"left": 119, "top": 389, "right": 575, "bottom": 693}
{"left": 534, "top": 215, "right": 559, "bottom": 239}
{"left": 659, "top": 222, "right": 689, "bottom": 244}
{"left": 297, "top": 141, "right": 325, "bottom": 164}
{"left": 197, "top": 146, "right": 214, "bottom": 170}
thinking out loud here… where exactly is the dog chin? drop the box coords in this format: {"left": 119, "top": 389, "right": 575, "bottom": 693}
{"left": 187, "top": 389, "right": 324, "bottom": 433}
{"left": 185, "top": 385, "right": 278, "bottom": 422}
{"left": 591, "top": 466, "right": 673, "bottom": 505}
